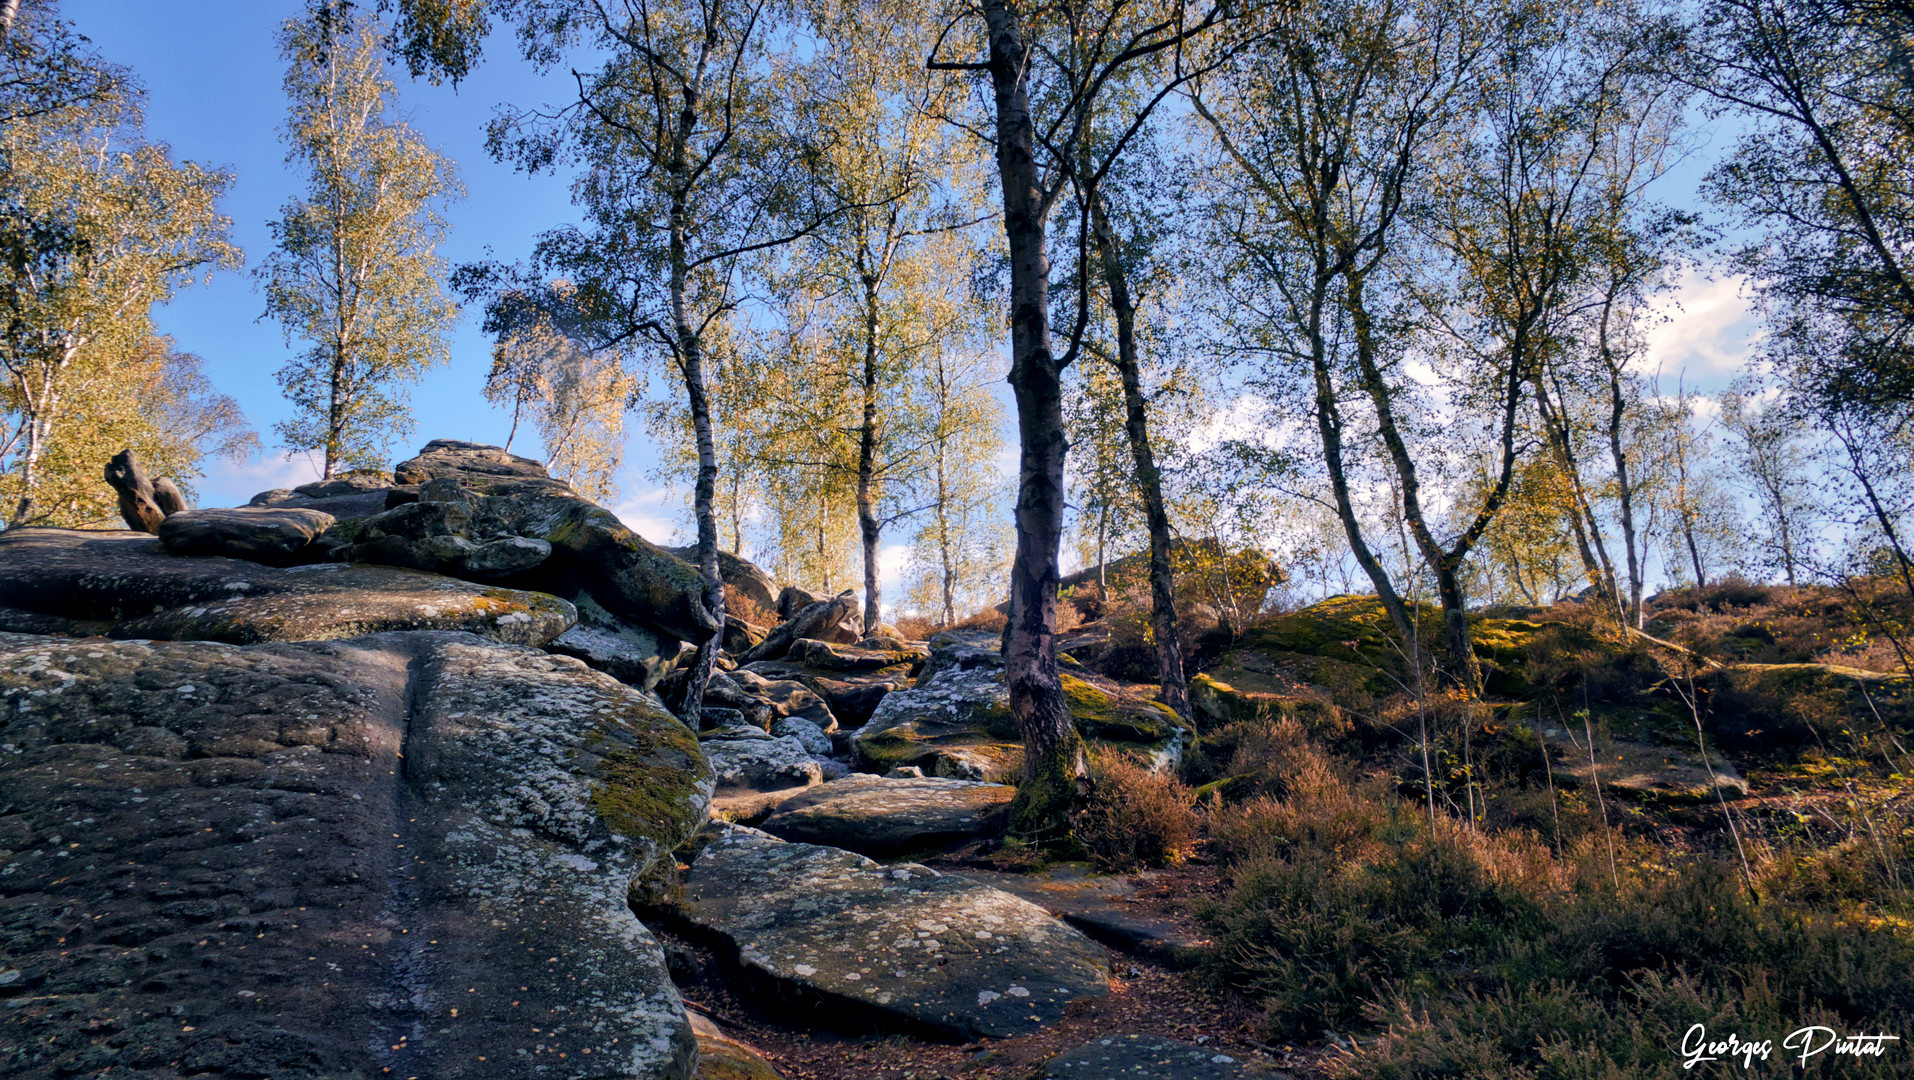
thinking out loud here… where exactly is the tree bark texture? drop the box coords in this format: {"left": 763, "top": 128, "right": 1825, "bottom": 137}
{"left": 667, "top": 50, "right": 725, "bottom": 724}
{"left": 856, "top": 277, "right": 882, "bottom": 634}
{"left": 983, "top": 0, "right": 1085, "bottom": 840}
{"left": 1086, "top": 187, "right": 1189, "bottom": 721}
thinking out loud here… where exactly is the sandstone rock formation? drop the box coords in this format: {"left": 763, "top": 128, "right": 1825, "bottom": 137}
{"left": 157, "top": 506, "right": 337, "bottom": 562}
{"left": 757, "top": 774, "right": 1014, "bottom": 858}
{"left": 0, "top": 529, "right": 576, "bottom": 647}
{"left": 0, "top": 630, "right": 712, "bottom": 1079}
{"left": 851, "top": 631, "right": 1188, "bottom": 781}
{"left": 672, "top": 825, "right": 1109, "bottom": 1040}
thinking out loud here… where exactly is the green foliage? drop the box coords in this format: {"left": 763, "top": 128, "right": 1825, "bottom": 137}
{"left": 0, "top": 8, "right": 242, "bottom": 526}
{"left": 1687, "top": 0, "right": 1914, "bottom": 416}
{"left": 258, "top": 1, "right": 461, "bottom": 477}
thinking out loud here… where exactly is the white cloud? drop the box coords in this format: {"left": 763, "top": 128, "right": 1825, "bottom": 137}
{"left": 1640, "top": 271, "right": 1761, "bottom": 384}
{"left": 1187, "top": 392, "right": 1273, "bottom": 455}
{"left": 198, "top": 450, "right": 323, "bottom": 508}
{"left": 610, "top": 485, "right": 688, "bottom": 545}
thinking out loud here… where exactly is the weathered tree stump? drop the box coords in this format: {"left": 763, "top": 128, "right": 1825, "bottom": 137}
{"left": 104, "top": 449, "right": 166, "bottom": 534}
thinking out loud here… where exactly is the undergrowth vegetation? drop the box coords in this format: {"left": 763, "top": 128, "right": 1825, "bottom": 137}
{"left": 1132, "top": 584, "right": 1914, "bottom": 1078}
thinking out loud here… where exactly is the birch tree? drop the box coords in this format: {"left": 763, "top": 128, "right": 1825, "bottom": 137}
{"left": 757, "top": 0, "right": 984, "bottom": 632}
{"left": 258, "top": 1, "right": 461, "bottom": 478}
{"left": 930, "top": 0, "right": 1231, "bottom": 836}
{"left": 485, "top": 305, "right": 634, "bottom": 502}
{"left": 485, "top": 0, "right": 866, "bottom": 719}
{"left": 0, "top": 33, "right": 238, "bottom": 526}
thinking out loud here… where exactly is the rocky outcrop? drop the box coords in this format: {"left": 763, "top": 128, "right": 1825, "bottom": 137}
{"left": 0, "top": 630, "right": 712, "bottom": 1079}
{"left": 741, "top": 592, "right": 861, "bottom": 663}
{"left": 0, "top": 529, "right": 575, "bottom": 647}
{"left": 391, "top": 439, "right": 565, "bottom": 494}
{"left": 786, "top": 638, "right": 928, "bottom": 672}
{"left": 672, "top": 825, "right": 1109, "bottom": 1040}
{"left": 547, "top": 592, "right": 684, "bottom": 692}
{"left": 666, "top": 545, "right": 782, "bottom": 620}
{"left": 735, "top": 661, "right": 905, "bottom": 729}
{"left": 157, "top": 506, "right": 336, "bottom": 563}
{"left": 851, "top": 633, "right": 1188, "bottom": 781}
{"left": 757, "top": 774, "right": 1014, "bottom": 857}
{"left": 700, "top": 732, "right": 824, "bottom": 792}
{"left": 249, "top": 474, "right": 396, "bottom": 523}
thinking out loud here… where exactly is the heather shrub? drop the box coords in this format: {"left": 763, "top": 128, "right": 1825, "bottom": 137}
{"left": 1072, "top": 754, "right": 1200, "bottom": 871}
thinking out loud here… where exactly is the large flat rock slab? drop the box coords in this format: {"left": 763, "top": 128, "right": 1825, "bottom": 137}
{"left": 958, "top": 868, "right": 1208, "bottom": 967}
{"left": 1045, "top": 1034, "right": 1277, "bottom": 1079}
{"left": 0, "top": 630, "right": 711, "bottom": 1079}
{"left": 0, "top": 528, "right": 575, "bottom": 646}
{"left": 758, "top": 774, "right": 1013, "bottom": 858}
{"left": 157, "top": 506, "right": 336, "bottom": 562}
{"left": 675, "top": 825, "right": 1108, "bottom": 1040}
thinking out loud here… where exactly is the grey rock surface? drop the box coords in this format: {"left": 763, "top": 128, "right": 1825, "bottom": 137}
{"left": 853, "top": 661, "right": 1186, "bottom": 781}
{"left": 701, "top": 736, "right": 823, "bottom": 791}
{"left": 392, "top": 439, "right": 566, "bottom": 494}
{"left": 248, "top": 487, "right": 391, "bottom": 523}
{"left": 787, "top": 637, "right": 928, "bottom": 672}
{"left": 757, "top": 774, "right": 1013, "bottom": 857}
{"left": 776, "top": 585, "right": 821, "bottom": 621}
{"left": 675, "top": 825, "right": 1108, "bottom": 1039}
{"left": 0, "top": 529, "right": 576, "bottom": 647}
{"left": 0, "top": 630, "right": 712, "bottom": 1079}
{"left": 544, "top": 592, "right": 680, "bottom": 692}
{"left": 1044, "top": 1035, "right": 1276, "bottom": 1079}
{"left": 741, "top": 592, "right": 861, "bottom": 663}
{"left": 157, "top": 506, "right": 336, "bottom": 562}
{"left": 294, "top": 473, "right": 393, "bottom": 499}
{"left": 771, "top": 716, "right": 832, "bottom": 756}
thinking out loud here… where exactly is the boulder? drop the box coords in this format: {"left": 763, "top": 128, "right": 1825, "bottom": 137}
{"left": 673, "top": 825, "right": 1109, "bottom": 1039}
{"left": 771, "top": 716, "right": 833, "bottom": 756}
{"left": 723, "top": 614, "right": 768, "bottom": 655}
{"left": 544, "top": 591, "right": 681, "bottom": 692}
{"left": 741, "top": 591, "right": 860, "bottom": 664}
{"left": 777, "top": 585, "right": 821, "bottom": 621}
{"left": 295, "top": 473, "right": 392, "bottom": 499}
{"left": 959, "top": 868, "right": 1209, "bottom": 967}
{"left": 852, "top": 660, "right": 1187, "bottom": 782}
{"left": 0, "top": 529, "right": 576, "bottom": 647}
{"left": 392, "top": 438, "right": 565, "bottom": 494}
{"left": 757, "top": 774, "right": 1014, "bottom": 857}
{"left": 702, "top": 715, "right": 775, "bottom": 741}
{"left": 0, "top": 630, "right": 711, "bottom": 1080}
{"left": 786, "top": 637, "right": 928, "bottom": 672}
{"left": 249, "top": 486, "right": 393, "bottom": 523}
{"left": 730, "top": 668, "right": 838, "bottom": 730}
{"left": 510, "top": 492, "right": 718, "bottom": 642}
{"left": 667, "top": 545, "right": 783, "bottom": 620}
{"left": 157, "top": 506, "right": 336, "bottom": 562}
{"left": 916, "top": 627, "right": 1006, "bottom": 681}
{"left": 700, "top": 735, "right": 824, "bottom": 791}
{"left": 1045, "top": 1035, "right": 1275, "bottom": 1079}
{"left": 462, "top": 534, "right": 553, "bottom": 578}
